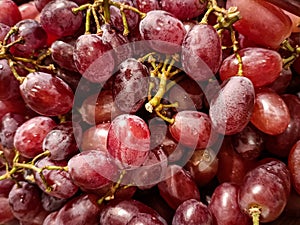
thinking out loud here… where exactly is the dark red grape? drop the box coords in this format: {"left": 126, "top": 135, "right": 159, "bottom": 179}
{"left": 288, "top": 140, "right": 300, "bottom": 195}
{"left": 107, "top": 114, "right": 151, "bottom": 168}
{"left": 209, "top": 76, "right": 255, "bottom": 135}
{"left": 68, "top": 150, "right": 119, "bottom": 191}
{"left": 219, "top": 47, "right": 282, "bottom": 87}
{"left": 239, "top": 160, "right": 291, "bottom": 223}
{"left": 181, "top": 24, "right": 222, "bottom": 81}
{"left": 157, "top": 165, "right": 200, "bottom": 209}
{"left": 20, "top": 72, "right": 74, "bottom": 116}
{"left": 139, "top": 10, "right": 186, "bottom": 54}
{"left": 13, "top": 116, "right": 56, "bottom": 158}
{"left": 127, "top": 213, "right": 166, "bottom": 225}
{"left": 267, "top": 68, "right": 292, "bottom": 94}
{"left": 208, "top": 183, "right": 251, "bottom": 225}
{"left": 136, "top": 0, "right": 160, "bottom": 13}
{"left": 160, "top": 0, "right": 207, "bottom": 21}
{"left": 73, "top": 34, "right": 115, "bottom": 83}
{"left": 0, "top": 196, "right": 15, "bottom": 224}
{"left": 41, "top": 192, "right": 68, "bottom": 212}
{"left": 34, "top": 0, "right": 52, "bottom": 11}
{"left": 40, "top": 0, "right": 83, "bottom": 38}
{"left": 9, "top": 19, "right": 47, "bottom": 57}
{"left": 8, "top": 181, "right": 43, "bottom": 221}
{"left": 113, "top": 58, "right": 149, "bottom": 113}
{"left": 42, "top": 121, "right": 80, "bottom": 161}
{"left": 0, "top": 23, "right": 10, "bottom": 41}
{"left": 250, "top": 88, "right": 290, "bottom": 135}
{"left": 0, "top": 170, "right": 15, "bottom": 198}
{"left": 184, "top": 148, "right": 219, "bottom": 187}
{"left": 0, "top": 98, "right": 28, "bottom": 121}
{"left": 0, "top": 0, "right": 22, "bottom": 26}
{"left": 34, "top": 157, "right": 79, "bottom": 199}
{"left": 172, "top": 199, "right": 212, "bottom": 225}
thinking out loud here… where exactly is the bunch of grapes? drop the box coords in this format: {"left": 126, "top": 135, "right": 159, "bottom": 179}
{"left": 0, "top": 0, "right": 300, "bottom": 224}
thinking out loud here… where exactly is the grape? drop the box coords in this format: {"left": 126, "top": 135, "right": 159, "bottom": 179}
{"left": 73, "top": 34, "right": 115, "bottom": 83}
{"left": 13, "top": 116, "right": 56, "bottom": 158}
{"left": 0, "top": 197, "right": 15, "bottom": 224}
{"left": 0, "top": 23, "right": 10, "bottom": 41}
{"left": 209, "top": 76, "right": 255, "bottom": 135}
{"left": 0, "top": 59, "right": 21, "bottom": 101}
{"left": 139, "top": 10, "right": 186, "bottom": 54}
{"left": 50, "top": 40, "right": 78, "bottom": 72}
{"left": 34, "top": 157, "right": 79, "bottom": 199}
{"left": 264, "top": 94, "right": 300, "bottom": 157}
{"left": 136, "top": 0, "right": 160, "bottom": 13}
{"left": 0, "top": 99, "right": 29, "bottom": 121}
{"left": 219, "top": 47, "right": 282, "bottom": 87}
{"left": 54, "top": 194, "right": 101, "bottom": 225}
{"left": 127, "top": 213, "right": 166, "bottom": 225}
{"left": 107, "top": 114, "right": 151, "bottom": 168}
{"left": 239, "top": 160, "right": 291, "bottom": 223}
{"left": 169, "top": 111, "right": 216, "bottom": 149}
{"left": 288, "top": 141, "right": 300, "bottom": 195}
{"left": 40, "top": 0, "right": 83, "bottom": 38}
{"left": 100, "top": 199, "right": 167, "bottom": 225}
{"left": 208, "top": 183, "right": 251, "bottom": 225}
{"left": 181, "top": 24, "right": 222, "bottom": 81}
{"left": 34, "top": 0, "right": 52, "bottom": 11}
{"left": 184, "top": 148, "right": 219, "bottom": 187}
{"left": 0, "top": 0, "right": 22, "bottom": 26}
{"left": 68, "top": 150, "right": 119, "bottom": 191}
{"left": 101, "top": 24, "right": 133, "bottom": 65}
{"left": 8, "top": 181, "right": 43, "bottom": 221}
{"left": 41, "top": 192, "right": 68, "bottom": 212}
{"left": 157, "top": 165, "right": 200, "bottom": 209}
{"left": 109, "top": 0, "right": 139, "bottom": 34}
{"left": 160, "top": 0, "right": 207, "bottom": 21}
{"left": 232, "top": 124, "right": 264, "bottom": 160}
{"left": 226, "top": 0, "right": 292, "bottom": 48}
{"left": 267, "top": 68, "right": 292, "bottom": 94}
{"left": 42, "top": 121, "right": 80, "bottom": 161}
{"left": 19, "top": 1, "right": 40, "bottom": 20}
{"left": 250, "top": 88, "right": 290, "bottom": 135}
{"left": 0, "top": 113, "right": 27, "bottom": 149}
{"left": 172, "top": 199, "right": 212, "bottom": 225}
{"left": 0, "top": 170, "right": 15, "bottom": 197}
{"left": 43, "top": 211, "right": 59, "bottom": 225}
{"left": 112, "top": 58, "right": 149, "bottom": 113}
{"left": 20, "top": 72, "right": 74, "bottom": 116}
{"left": 9, "top": 19, "right": 47, "bottom": 57}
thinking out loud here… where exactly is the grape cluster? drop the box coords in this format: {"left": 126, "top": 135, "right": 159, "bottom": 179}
{"left": 0, "top": 0, "right": 300, "bottom": 224}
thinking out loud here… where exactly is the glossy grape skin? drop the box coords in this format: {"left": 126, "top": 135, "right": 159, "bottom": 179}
{"left": 54, "top": 194, "right": 101, "bottom": 225}
{"left": 51, "top": 40, "right": 78, "bottom": 72}
{"left": 0, "top": 113, "right": 27, "bottom": 149}
{"left": 157, "top": 165, "right": 200, "bottom": 209}
{"left": 20, "top": 72, "right": 74, "bottom": 116}
{"left": 136, "top": 0, "right": 160, "bottom": 13}
{"left": 209, "top": 76, "right": 255, "bottom": 135}
{"left": 264, "top": 94, "right": 300, "bottom": 157}
{"left": 107, "top": 114, "right": 151, "bottom": 168}
{"left": 169, "top": 111, "right": 216, "bottom": 149}
{"left": 184, "top": 148, "right": 219, "bottom": 187}
{"left": 181, "top": 24, "right": 222, "bottom": 81}
{"left": 100, "top": 199, "right": 167, "bottom": 225}
{"left": 40, "top": 0, "right": 83, "bottom": 38}
{"left": 127, "top": 213, "right": 166, "bottom": 225}
{"left": 68, "top": 150, "right": 119, "bottom": 191}
{"left": 0, "top": 99, "right": 28, "bottom": 121}
{"left": 19, "top": 1, "right": 40, "bottom": 20}
{"left": 219, "top": 47, "right": 282, "bottom": 87}
{"left": 41, "top": 193, "right": 68, "bottom": 212}
{"left": 172, "top": 199, "right": 212, "bottom": 225}
{"left": 226, "top": 0, "right": 292, "bottom": 49}
{"left": 139, "top": 10, "right": 186, "bottom": 54}
{"left": 80, "top": 122, "right": 110, "bottom": 152}
{"left": 34, "top": 157, "right": 79, "bottom": 199}
{"left": 13, "top": 116, "right": 56, "bottom": 158}
{"left": 0, "top": 197, "right": 15, "bottom": 224}
{"left": 34, "top": 0, "right": 52, "bottom": 11}
{"left": 160, "top": 0, "right": 207, "bottom": 21}
{"left": 9, "top": 19, "right": 47, "bottom": 57}
{"left": 239, "top": 160, "right": 291, "bottom": 223}
{"left": 0, "top": 0, "right": 22, "bottom": 26}
{"left": 0, "top": 23, "right": 10, "bottom": 41}
{"left": 250, "top": 88, "right": 290, "bottom": 135}
{"left": 288, "top": 141, "right": 300, "bottom": 195}
{"left": 113, "top": 58, "right": 149, "bottom": 113}
{"left": 0, "top": 59, "right": 21, "bottom": 101}
{"left": 208, "top": 183, "right": 251, "bottom": 225}
{"left": 73, "top": 34, "right": 115, "bottom": 83}
{"left": 42, "top": 121, "right": 79, "bottom": 160}
{"left": 232, "top": 125, "right": 264, "bottom": 160}
{"left": 267, "top": 68, "right": 292, "bottom": 94}
{"left": 8, "top": 181, "right": 43, "bottom": 221}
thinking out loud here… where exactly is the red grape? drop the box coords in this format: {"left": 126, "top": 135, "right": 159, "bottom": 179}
{"left": 127, "top": 213, "right": 166, "bottom": 225}
{"left": 19, "top": 1, "right": 40, "bottom": 20}
{"left": 136, "top": 0, "right": 160, "bottom": 13}
{"left": 0, "top": 0, "right": 22, "bottom": 26}
{"left": 0, "top": 197, "right": 15, "bottom": 224}
{"left": 288, "top": 140, "right": 300, "bottom": 195}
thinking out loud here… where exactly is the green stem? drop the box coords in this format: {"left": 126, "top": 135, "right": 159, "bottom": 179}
{"left": 249, "top": 206, "right": 261, "bottom": 225}
{"left": 103, "top": 0, "right": 111, "bottom": 23}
